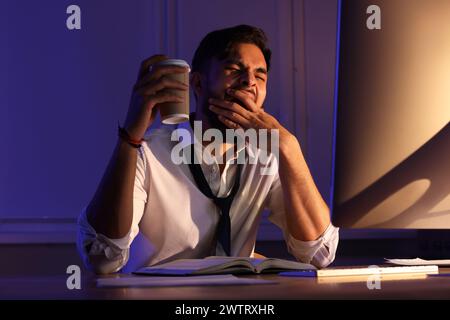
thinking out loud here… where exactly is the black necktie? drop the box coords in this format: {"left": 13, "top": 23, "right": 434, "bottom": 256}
{"left": 187, "top": 144, "right": 242, "bottom": 256}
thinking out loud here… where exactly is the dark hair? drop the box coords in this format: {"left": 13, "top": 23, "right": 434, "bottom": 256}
{"left": 192, "top": 24, "right": 272, "bottom": 73}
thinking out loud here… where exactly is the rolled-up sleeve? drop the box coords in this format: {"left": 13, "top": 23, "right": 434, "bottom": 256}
{"left": 265, "top": 175, "right": 339, "bottom": 269}
{"left": 285, "top": 222, "right": 339, "bottom": 269}
{"left": 76, "top": 146, "right": 149, "bottom": 274}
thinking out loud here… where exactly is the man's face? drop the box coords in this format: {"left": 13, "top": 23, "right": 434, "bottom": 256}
{"left": 194, "top": 43, "right": 268, "bottom": 131}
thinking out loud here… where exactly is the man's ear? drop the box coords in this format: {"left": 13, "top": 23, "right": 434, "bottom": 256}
{"left": 190, "top": 71, "right": 203, "bottom": 101}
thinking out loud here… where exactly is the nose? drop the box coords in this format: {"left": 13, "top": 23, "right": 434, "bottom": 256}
{"left": 239, "top": 70, "right": 256, "bottom": 87}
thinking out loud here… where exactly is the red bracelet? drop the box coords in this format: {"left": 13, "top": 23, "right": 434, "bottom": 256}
{"left": 118, "top": 125, "right": 143, "bottom": 148}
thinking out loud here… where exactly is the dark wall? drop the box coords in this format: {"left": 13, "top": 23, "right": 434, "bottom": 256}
{"left": 1, "top": 0, "right": 338, "bottom": 222}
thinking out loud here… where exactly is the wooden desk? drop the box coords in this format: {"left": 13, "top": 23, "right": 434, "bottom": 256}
{"left": 1, "top": 267, "right": 450, "bottom": 300}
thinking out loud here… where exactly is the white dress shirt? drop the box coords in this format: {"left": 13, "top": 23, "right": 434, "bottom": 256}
{"left": 77, "top": 123, "right": 339, "bottom": 274}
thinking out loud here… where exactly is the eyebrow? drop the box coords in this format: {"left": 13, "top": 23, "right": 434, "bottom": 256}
{"left": 224, "top": 59, "right": 268, "bottom": 75}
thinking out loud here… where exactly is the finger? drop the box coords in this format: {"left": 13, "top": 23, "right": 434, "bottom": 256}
{"left": 137, "top": 54, "right": 168, "bottom": 81}
{"left": 135, "top": 65, "right": 189, "bottom": 91}
{"left": 147, "top": 90, "right": 185, "bottom": 106}
{"left": 137, "top": 76, "right": 188, "bottom": 95}
{"left": 149, "top": 65, "right": 190, "bottom": 81}
{"left": 209, "top": 105, "right": 250, "bottom": 128}
{"left": 217, "top": 114, "right": 243, "bottom": 130}
{"left": 134, "top": 66, "right": 189, "bottom": 92}
{"left": 226, "top": 89, "right": 259, "bottom": 112}
{"left": 208, "top": 98, "right": 251, "bottom": 119}
{"left": 140, "top": 66, "right": 185, "bottom": 83}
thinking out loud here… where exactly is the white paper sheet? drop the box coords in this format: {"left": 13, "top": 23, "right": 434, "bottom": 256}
{"left": 385, "top": 258, "right": 450, "bottom": 266}
{"left": 97, "top": 274, "right": 277, "bottom": 288}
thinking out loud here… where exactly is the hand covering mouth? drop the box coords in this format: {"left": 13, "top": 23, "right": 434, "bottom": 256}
{"left": 226, "top": 88, "right": 256, "bottom": 102}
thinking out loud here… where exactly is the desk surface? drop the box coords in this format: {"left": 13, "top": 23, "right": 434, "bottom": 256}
{"left": 1, "top": 267, "right": 450, "bottom": 300}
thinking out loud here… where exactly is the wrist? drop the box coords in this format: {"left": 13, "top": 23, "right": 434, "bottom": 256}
{"left": 122, "top": 122, "right": 144, "bottom": 142}
{"left": 118, "top": 124, "right": 143, "bottom": 148}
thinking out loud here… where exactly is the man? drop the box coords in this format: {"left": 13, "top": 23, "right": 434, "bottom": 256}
{"left": 77, "top": 25, "right": 339, "bottom": 274}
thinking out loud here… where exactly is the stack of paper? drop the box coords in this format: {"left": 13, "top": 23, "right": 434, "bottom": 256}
{"left": 385, "top": 258, "right": 450, "bottom": 266}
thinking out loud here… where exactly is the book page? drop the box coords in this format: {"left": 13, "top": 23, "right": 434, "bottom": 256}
{"left": 205, "top": 256, "right": 316, "bottom": 272}
{"left": 136, "top": 257, "right": 255, "bottom": 275}
{"left": 257, "top": 258, "right": 316, "bottom": 272}
{"left": 139, "top": 258, "right": 230, "bottom": 271}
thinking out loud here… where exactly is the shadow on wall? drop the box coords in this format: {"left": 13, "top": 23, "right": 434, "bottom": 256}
{"left": 334, "top": 122, "right": 450, "bottom": 228}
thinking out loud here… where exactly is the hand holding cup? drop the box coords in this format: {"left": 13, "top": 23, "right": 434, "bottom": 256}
{"left": 123, "top": 55, "right": 190, "bottom": 141}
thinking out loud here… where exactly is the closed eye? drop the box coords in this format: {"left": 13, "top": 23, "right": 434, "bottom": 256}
{"left": 225, "top": 67, "right": 241, "bottom": 72}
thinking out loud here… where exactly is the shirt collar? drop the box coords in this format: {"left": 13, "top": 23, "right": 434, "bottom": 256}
{"left": 173, "top": 113, "right": 250, "bottom": 164}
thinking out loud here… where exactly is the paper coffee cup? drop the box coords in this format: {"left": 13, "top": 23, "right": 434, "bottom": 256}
{"left": 152, "top": 59, "right": 190, "bottom": 125}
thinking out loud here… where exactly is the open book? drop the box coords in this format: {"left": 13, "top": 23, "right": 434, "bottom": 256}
{"left": 134, "top": 256, "right": 316, "bottom": 276}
